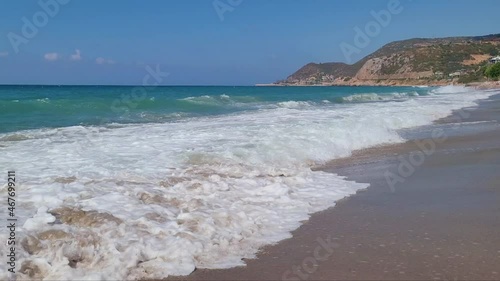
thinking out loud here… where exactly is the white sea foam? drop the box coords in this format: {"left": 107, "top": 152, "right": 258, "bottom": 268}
{"left": 341, "top": 91, "right": 418, "bottom": 103}
{"left": 276, "top": 100, "right": 313, "bottom": 108}
{"left": 430, "top": 85, "right": 469, "bottom": 94}
{"left": 180, "top": 95, "right": 238, "bottom": 107}
{"left": 36, "top": 98, "right": 50, "bottom": 103}
{"left": 0, "top": 87, "right": 494, "bottom": 280}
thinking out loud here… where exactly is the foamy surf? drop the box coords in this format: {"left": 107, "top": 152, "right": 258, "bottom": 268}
{"left": 340, "top": 91, "right": 419, "bottom": 103}
{"left": 0, "top": 86, "right": 495, "bottom": 280}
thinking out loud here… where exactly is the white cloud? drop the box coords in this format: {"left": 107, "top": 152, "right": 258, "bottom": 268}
{"left": 0, "top": 52, "right": 8, "bottom": 57}
{"left": 44, "top": 52, "right": 60, "bottom": 61}
{"left": 70, "top": 49, "right": 82, "bottom": 61}
{"left": 96, "top": 57, "right": 115, "bottom": 65}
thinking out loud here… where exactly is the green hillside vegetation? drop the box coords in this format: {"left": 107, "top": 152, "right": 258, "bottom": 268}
{"left": 279, "top": 34, "right": 500, "bottom": 85}
{"left": 485, "top": 63, "right": 500, "bottom": 80}
{"left": 409, "top": 42, "right": 499, "bottom": 74}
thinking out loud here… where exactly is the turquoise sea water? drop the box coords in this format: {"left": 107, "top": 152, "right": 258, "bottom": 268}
{"left": 0, "top": 85, "right": 428, "bottom": 133}
{"left": 1, "top": 84, "right": 493, "bottom": 279}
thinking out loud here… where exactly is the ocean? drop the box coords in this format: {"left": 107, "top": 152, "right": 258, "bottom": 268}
{"left": 0, "top": 85, "right": 494, "bottom": 280}
{"left": 1, "top": 85, "right": 432, "bottom": 133}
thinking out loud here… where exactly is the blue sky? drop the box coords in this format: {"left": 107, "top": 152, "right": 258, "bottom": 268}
{"left": 0, "top": 0, "right": 499, "bottom": 85}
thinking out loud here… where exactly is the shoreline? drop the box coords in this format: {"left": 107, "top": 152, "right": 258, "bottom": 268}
{"left": 256, "top": 81, "right": 500, "bottom": 89}
{"left": 164, "top": 91, "right": 500, "bottom": 280}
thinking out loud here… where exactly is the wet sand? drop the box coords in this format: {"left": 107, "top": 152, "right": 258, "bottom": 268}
{"left": 165, "top": 93, "right": 500, "bottom": 281}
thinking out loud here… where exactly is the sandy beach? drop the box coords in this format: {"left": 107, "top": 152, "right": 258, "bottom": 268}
{"left": 5, "top": 84, "right": 495, "bottom": 280}
{"left": 3, "top": 2, "right": 500, "bottom": 279}
{"left": 164, "top": 91, "right": 500, "bottom": 280}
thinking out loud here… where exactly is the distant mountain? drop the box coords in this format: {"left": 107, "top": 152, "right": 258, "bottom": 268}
{"left": 275, "top": 34, "right": 500, "bottom": 86}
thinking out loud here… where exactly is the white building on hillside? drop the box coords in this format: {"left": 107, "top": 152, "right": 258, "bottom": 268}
{"left": 490, "top": 56, "right": 500, "bottom": 64}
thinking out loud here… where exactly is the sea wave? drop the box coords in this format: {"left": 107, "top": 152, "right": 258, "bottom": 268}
{"left": 36, "top": 98, "right": 51, "bottom": 103}
{"left": 0, "top": 133, "right": 33, "bottom": 142}
{"left": 430, "top": 85, "right": 470, "bottom": 94}
{"left": 179, "top": 94, "right": 259, "bottom": 107}
{"left": 0, "top": 87, "right": 494, "bottom": 280}
{"left": 341, "top": 91, "right": 419, "bottom": 103}
{"left": 276, "top": 100, "right": 314, "bottom": 108}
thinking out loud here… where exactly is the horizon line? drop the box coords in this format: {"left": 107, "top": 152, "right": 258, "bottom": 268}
{"left": 0, "top": 83, "right": 262, "bottom": 87}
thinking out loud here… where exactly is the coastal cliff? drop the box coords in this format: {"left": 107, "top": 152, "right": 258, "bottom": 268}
{"left": 273, "top": 34, "right": 500, "bottom": 86}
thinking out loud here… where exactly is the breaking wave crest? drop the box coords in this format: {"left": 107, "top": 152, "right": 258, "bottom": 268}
{"left": 341, "top": 92, "right": 419, "bottom": 103}
{"left": 0, "top": 86, "right": 494, "bottom": 280}
{"left": 180, "top": 95, "right": 259, "bottom": 107}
